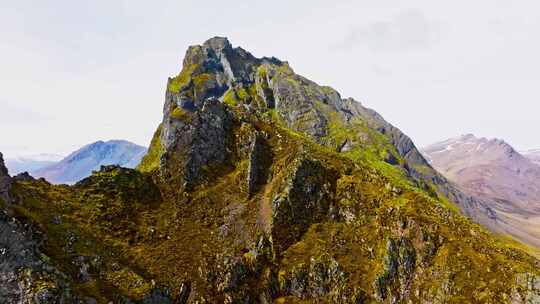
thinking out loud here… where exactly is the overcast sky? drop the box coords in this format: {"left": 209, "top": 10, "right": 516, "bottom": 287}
{"left": 1, "top": 0, "right": 539, "bottom": 157}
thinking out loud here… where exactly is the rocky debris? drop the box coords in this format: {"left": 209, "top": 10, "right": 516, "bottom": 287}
{"left": 0, "top": 210, "right": 79, "bottom": 303}
{"left": 141, "top": 287, "right": 173, "bottom": 304}
{"left": 211, "top": 235, "right": 277, "bottom": 303}
{"left": 278, "top": 255, "right": 353, "bottom": 301}
{"left": 0, "top": 152, "right": 12, "bottom": 204}
{"left": 51, "top": 215, "right": 62, "bottom": 225}
{"left": 512, "top": 273, "right": 540, "bottom": 303}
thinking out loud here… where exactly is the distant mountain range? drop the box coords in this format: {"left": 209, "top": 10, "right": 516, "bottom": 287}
{"left": 5, "top": 153, "right": 64, "bottom": 175}
{"left": 6, "top": 140, "right": 147, "bottom": 184}
{"left": 422, "top": 134, "right": 540, "bottom": 246}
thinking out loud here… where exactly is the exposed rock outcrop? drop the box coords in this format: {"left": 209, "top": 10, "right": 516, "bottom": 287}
{"left": 374, "top": 237, "right": 417, "bottom": 301}
{"left": 161, "top": 98, "right": 234, "bottom": 189}
{"left": 0, "top": 211, "right": 78, "bottom": 303}
{"left": 246, "top": 133, "right": 270, "bottom": 196}
{"left": 271, "top": 157, "right": 337, "bottom": 254}
{"left": 13, "top": 172, "right": 35, "bottom": 182}
{"left": 0, "top": 152, "right": 12, "bottom": 204}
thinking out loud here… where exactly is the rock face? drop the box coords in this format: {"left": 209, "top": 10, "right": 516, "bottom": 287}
{"left": 374, "top": 238, "right": 416, "bottom": 301}
{"left": 423, "top": 134, "right": 540, "bottom": 248}
{"left": 271, "top": 157, "right": 337, "bottom": 254}
{"left": 4, "top": 37, "right": 540, "bottom": 303}
{"left": 141, "top": 38, "right": 503, "bottom": 247}
{"left": 0, "top": 210, "right": 79, "bottom": 303}
{"left": 246, "top": 133, "right": 269, "bottom": 196}
{"left": 0, "top": 152, "right": 12, "bottom": 204}
{"left": 160, "top": 98, "right": 234, "bottom": 189}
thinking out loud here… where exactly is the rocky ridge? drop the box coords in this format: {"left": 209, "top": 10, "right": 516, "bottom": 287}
{"left": 1, "top": 37, "right": 540, "bottom": 303}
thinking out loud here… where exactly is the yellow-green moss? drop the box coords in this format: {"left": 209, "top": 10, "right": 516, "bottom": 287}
{"left": 223, "top": 88, "right": 239, "bottom": 106}
{"left": 236, "top": 87, "right": 249, "bottom": 100}
{"left": 170, "top": 106, "right": 192, "bottom": 122}
{"left": 137, "top": 124, "right": 164, "bottom": 173}
{"left": 168, "top": 64, "right": 197, "bottom": 93}
{"left": 257, "top": 65, "right": 267, "bottom": 79}
{"left": 223, "top": 86, "right": 252, "bottom": 107}
{"left": 193, "top": 73, "right": 213, "bottom": 92}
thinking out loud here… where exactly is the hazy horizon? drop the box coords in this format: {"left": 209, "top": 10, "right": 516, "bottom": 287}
{"left": 2, "top": 0, "right": 540, "bottom": 157}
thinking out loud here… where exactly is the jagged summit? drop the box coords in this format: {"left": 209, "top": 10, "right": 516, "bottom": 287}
{"left": 202, "top": 36, "right": 231, "bottom": 51}
{"left": 423, "top": 133, "right": 522, "bottom": 165}
{"left": 141, "top": 37, "right": 429, "bottom": 180}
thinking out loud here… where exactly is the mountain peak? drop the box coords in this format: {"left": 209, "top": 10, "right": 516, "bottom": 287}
{"left": 202, "top": 36, "right": 232, "bottom": 52}
{"left": 145, "top": 37, "right": 432, "bottom": 181}
{"left": 424, "top": 134, "right": 519, "bottom": 159}
{"left": 32, "top": 140, "right": 147, "bottom": 184}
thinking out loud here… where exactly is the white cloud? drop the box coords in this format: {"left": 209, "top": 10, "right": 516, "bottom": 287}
{"left": 338, "top": 9, "right": 438, "bottom": 51}
{"left": 0, "top": 102, "right": 49, "bottom": 125}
